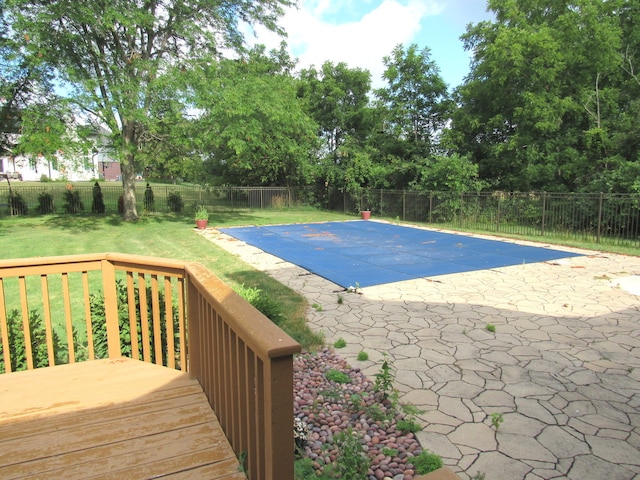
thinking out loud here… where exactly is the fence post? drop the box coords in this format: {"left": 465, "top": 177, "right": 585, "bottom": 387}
{"left": 429, "top": 192, "right": 433, "bottom": 223}
{"left": 597, "top": 192, "right": 603, "bottom": 244}
{"left": 380, "top": 189, "right": 383, "bottom": 216}
{"left": 403, "top": 190, "right": 406, "bottom": 221}
{"left": 541, "top": 192, "right": 546, "bottom": 237}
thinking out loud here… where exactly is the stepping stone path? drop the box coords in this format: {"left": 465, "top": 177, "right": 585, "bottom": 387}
{"left": 201, "top": 224, "right": 640, "bottom": 480}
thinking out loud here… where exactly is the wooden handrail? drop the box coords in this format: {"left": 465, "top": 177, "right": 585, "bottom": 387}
{"left": 0, "top": 253, "right": 301, "bottom": 480}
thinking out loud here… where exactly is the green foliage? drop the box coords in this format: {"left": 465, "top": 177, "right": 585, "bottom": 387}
{"left": 412, "top": 450, "right": 443, "bottom": 475}
{"left": 373, "top": 353, "right": 396, "bottom": 400}
{"left": 333, "top": 337, "right": 346, "bottom": 348}
{"left": 7, "top": 190, "right": 28, "bottom": 215}
{"left": 325, "top": 368, "right": 351, "bottom": 384}
{"left": 0, "top": 309, "right": 63, "bottom": 373}
{"left": 486, "top": 323, "right": 496, "bottom": 333}
{"left": 91, "top": 182, "right": 105, "bottom": 213}
{"left": 89, "top": 280, "right": 180, "bottom": 365}
{"left": 397, "top": 418, "right": 423, "bottom": 434}
{"left": 37, "top": 191, "right": 54, "bottom": 214}
{"left": 143, "top": 184, "right": 155, "bottom": 212}
{"left": 63, "top": 187, "right": 84, "bottom": 214}
{"left": 490, "top": 412, "right": 504, "bottom": 431}
{"left": 167, "top": 191, "right": 184, "bottom": 213}
{"left": 331, "top": 428, "right": 370, "bottom": 480}
{"left": 196, "top": 44, "right": 319, "bottom": 186}
{"left": 195, "top": 204, "right": 209, "bottom": 220}
{"left": 234, "top": 283, "right": 286, "bottom": 326}
{"left": 356, "top": 351, "right": 368, "bottom": 361}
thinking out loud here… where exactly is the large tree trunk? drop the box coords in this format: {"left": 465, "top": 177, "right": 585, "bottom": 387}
{"left": 120, "top": 158, "right": 138, "bottom": 221}
{"left": 121, "top": 122, "right": 139, "bottom": 221}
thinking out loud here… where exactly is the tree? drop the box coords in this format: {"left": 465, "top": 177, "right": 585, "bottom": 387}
{"left": 5, "top": 0, "right": 294, "bottom": 219}
{"left": 298, "top": 61, "right": 373, "bottom": 161}
{"left": 375, "top": 44, "right": 450, "bottom": 160}
{"left": 193, "top": 44, "right": 319, "bottom": 186}
{"left": 450, "top": 0, "right": 629, "bottom": 192}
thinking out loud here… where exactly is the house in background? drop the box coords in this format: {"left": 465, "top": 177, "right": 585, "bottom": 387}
{"left": 97, "top": 160, "right": 121, "bottom": 181}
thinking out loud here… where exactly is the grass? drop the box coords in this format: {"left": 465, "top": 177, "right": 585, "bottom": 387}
{"left": 0, "top": 209, "right": 352, "bottom": 350}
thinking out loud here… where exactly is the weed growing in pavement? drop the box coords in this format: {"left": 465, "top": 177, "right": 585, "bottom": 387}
{"left": 490, "top": 412, "right": 504, "bottom": 431}
{"left": 397, "top": 417, "right": 423, "bottom": 434}
{"left": 333, "top": 337, "right": 347, "bottom": 348}
{"left": 486, "top": 323, "right": 496, "bottom": 333}
{"left": 471, "top": 472, "right": 486, "bottom": 480}
{"left": 357, "top": 350, "right": 369, "bottom": 361}
{"left": 312, "top": 303, "right": 323, "bottom": 311}
{"left": 337, "top": 294, "right": 344, "bottom": 304}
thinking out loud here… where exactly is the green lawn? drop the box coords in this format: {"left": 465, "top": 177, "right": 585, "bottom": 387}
{"left": 0, "top": 209, "right": 353, "bottom": 350}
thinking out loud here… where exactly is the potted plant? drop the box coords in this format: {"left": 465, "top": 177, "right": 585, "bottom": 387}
{"left": 195, "top": 205, "right": 209, "bottom": 229}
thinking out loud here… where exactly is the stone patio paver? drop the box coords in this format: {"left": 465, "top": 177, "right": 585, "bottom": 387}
{"left": 201, "top": 222, "right": 640, "bottom": 480}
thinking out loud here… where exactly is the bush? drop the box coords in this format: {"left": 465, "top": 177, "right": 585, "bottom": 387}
{"left": 0, "top": 309, "right": 64, "bottom": 373}
{"left": 412, "top": 450, "right": 443, "bottom": 475}
{"left": 7, "top": 190, "right": 28, "bottom": 215}
{"left": 234, "top": 284, "right": 286, "bottom": 325}
{"left": 63, "top": 187, "right": 84, "bottom": 213}
{"left": 92, "top": 182, "right": 105, "bottom": 213}
{"left": 144, "top": 183, "right": 155, "bottom": 212}
{"left": 89, "top": 280, "right": 180, "bottom": 366}
{"left": 37, "top": 192, "right": 54, "bottom": 214}
{"left": 167, "top": 191, "right": 184, "bottom": 212}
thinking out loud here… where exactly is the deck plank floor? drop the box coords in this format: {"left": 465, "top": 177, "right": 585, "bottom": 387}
{"left": 0, "top": 358, "right": 245, "bottom": 480}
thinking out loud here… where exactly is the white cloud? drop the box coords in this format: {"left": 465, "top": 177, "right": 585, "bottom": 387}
{"left": 251, "top": 0, "right": 443, "bottom": 87}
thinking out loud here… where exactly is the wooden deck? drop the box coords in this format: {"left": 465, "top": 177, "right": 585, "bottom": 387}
{"left": 0, "top": 358, "right": 246, "bottom": 480}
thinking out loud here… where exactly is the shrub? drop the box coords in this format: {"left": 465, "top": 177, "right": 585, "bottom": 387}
{"left": 332, "top": 428, "right": 369, "bottom": 480}
{"left": 37, "top": 192, "right": 54, "bottom": 214}
{"left": 412, "top": 450, "right": 444, "bottom": 475}
{"left": 89, "top": 280, "right": 180, "bottom": 366}
{"left": 144, "top": 183, "right": 155, "bottom": 212}
{"left": 325, "top": 368, "right": 351, "bottom": 384}
{"left": 7, "top": 190, "right": 28, "bottom": 215}
{"left": 357, "top": 351, "right": 369, "bottom": 361}
{"left": 167, "top": 191, "right": 184, "bottom": 212}
{"left": 234, "top": 284, "right": 286, "bottom": 325}
{"left": 91, "top": 182, "right": 105, "bottom": 213}
{"left": 0, "top": 309, "right": 64, "bottom": 373}
{"left": 63, "top": 186, "right": 84, "bottom": 213}
{"left": 333, "top": 337, "right": 347, "bottom": 348}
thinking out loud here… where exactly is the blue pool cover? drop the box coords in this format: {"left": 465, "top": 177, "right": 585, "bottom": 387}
{"left": 220, "top": 221, "right": 582, "bottom": 288}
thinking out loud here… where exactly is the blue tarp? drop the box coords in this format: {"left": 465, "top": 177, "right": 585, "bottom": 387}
{"left": 220, "top": 221, "right": 582, "bottom": 288}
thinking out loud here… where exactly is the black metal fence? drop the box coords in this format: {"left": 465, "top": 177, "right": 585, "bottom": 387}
{"left": 327, "top": 189, "right": 640, "bottom": 248}
{"left": 2, "top": 183, "right": 639, "bottom": 248}
{"left": 0, "top": 184, "right": 313, "bottom": 216}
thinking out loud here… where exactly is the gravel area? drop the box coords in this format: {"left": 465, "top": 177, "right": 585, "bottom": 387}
{"left": 294, "top": 348, "right": 428, "bottom": 480}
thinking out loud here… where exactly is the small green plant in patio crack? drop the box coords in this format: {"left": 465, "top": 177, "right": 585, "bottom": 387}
{"left": 486, "top": 323, "right": 496, "bottom": 333}
{"left": 337, "top": 293, "right": 344, "bottom": 304}
{"left": 312, "top": 303, "right": 323, "bottom": 312}
{"left": 333, "top": 337, "right": 346, "bottom": 348}
{"left": 490, "top": 412, "right": 504, "bottom": 431}
{"left": 471, "top": 472, "right": 487, "bottom": 480}
{"left": 356, "top": 350, "right": 368, "bottom": 361}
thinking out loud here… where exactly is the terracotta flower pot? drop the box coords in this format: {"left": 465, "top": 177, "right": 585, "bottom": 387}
{"left": 360, "top": 210, "right": 371, "bottom": 220}
{"left": 196, "top": 219, "right": 208, "bottom": 230}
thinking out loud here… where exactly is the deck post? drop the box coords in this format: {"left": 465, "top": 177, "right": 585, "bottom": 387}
{"left": 264, "top": 355, "right": 295, "bottom": 480}
{"left": 101, "top": 259, "right": 122, "bottom": 359}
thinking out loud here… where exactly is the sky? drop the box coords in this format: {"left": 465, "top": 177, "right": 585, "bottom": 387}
{"left": 250, "top": 0, "right": 494, "bottom": 90}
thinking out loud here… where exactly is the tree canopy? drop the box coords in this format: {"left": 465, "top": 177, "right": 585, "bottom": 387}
{"left": 4, "top": 0, "right": 294, "bottom": 219}
{"left": 2, "top": 0, "right": 640, "bottom": 208}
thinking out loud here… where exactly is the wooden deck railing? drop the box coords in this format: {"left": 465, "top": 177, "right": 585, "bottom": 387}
{"left": 0, "top": 253, "right": 301, "bottom": 480}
